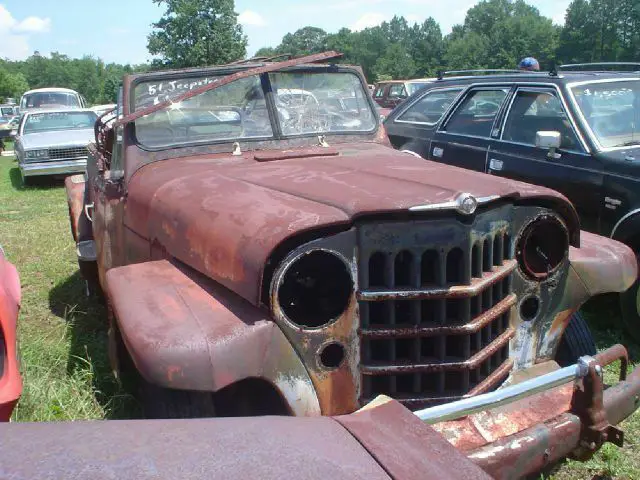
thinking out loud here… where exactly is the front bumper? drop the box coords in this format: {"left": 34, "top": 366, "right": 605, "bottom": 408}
{"left": 419, "top": 344, "right": 640, "bottom": 478}
{"left": 20, "top": 158, "right": 87, "bottom": 177}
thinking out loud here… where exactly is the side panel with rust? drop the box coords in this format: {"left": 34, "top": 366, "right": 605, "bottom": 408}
{"left": 106, "top": 260, "right": 321, "bottom": 416}
{"left": 0, "top": 252, "right": 21, "bottom": 421}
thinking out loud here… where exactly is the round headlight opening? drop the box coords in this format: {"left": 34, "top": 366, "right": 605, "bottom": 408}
{"left": 277, "top": 250, "right": 353, "bottom": 328}
{"left": 517, "top": 215, "right": 568, "bottom": 280}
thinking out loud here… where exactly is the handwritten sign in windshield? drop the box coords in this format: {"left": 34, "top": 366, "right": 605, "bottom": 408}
{"left": 135, "top": 76, "right": 221, "bottom": 109}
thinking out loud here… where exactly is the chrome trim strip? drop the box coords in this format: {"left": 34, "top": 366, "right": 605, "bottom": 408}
{"left": 408, "top": 194, "right": 500, "bottom": 214}
{"left": 610, "top": 207, "right": 640, "bottom": 238}
{"left": 358, "top": 260, "right": 516, "bottom": 301}
{"left": 415, "top": 356, "right": 593, "bottom": 424}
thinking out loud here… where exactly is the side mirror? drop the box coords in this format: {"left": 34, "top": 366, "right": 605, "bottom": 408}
{"left": 535, "top": 131, "right": 561, "bottom": 159}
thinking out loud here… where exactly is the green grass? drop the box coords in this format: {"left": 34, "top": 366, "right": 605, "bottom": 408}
{"left": 0, "top": 152, "right": 638, "bottom": 477}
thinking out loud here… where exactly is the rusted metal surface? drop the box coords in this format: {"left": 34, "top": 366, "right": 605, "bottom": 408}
{"left": 253, "top": 147, "right": 340, "bottom": 162}
{"left": 0, "top": 416, "right": 391, "bottom": 480}
{"left": 536, "top": 232, "right": 637, "bottom": 361}
{"left": 64, "top": 174, "right": 85, "bottom": 243}
{"left": 336, "top": 397, "right": 492, "bottom": 479}
{"left": 106, "top": 259, "right": 321, "bottom": 416}
{"left": 0, "top": 249, "right": 21, "bottom": 421}
{"left": 124, "top": 143, "right": 579, "bottom": 307}
{"left": 358, "top": 261, "right": 518, "bottom": 302}
{"left": 116, "top": 51, "right": 343, "bottom": 127}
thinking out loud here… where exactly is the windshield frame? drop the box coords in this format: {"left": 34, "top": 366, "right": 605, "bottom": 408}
{"left": 566, "top": 77, "right": 640, "bottom": 152}
{"left": 129, "top": 64, "right": 379, "bottom": 152}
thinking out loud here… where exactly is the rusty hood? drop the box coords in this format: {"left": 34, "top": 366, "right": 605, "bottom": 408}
{"left": 125, "top": 142, "right": 577, "bottom": 305}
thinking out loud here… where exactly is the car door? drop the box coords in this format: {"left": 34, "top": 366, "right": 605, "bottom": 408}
{"left": 430, "top": 87, "right": 510, "bottom": 173}
{"left": 487, "top": 86, "right": 603, "bottom": 231}
{"left": 385, "top": 87, "right": 463, "bottom": 155}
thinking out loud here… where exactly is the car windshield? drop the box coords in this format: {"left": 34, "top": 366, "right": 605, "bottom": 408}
{"left": 23, "top": 111, "right": 97, "bottom": 133}
{"left": 21, "top": 92, "right": 81, "bottom": 109}
{"left": 1, "top": 107, "right": 14, "bottom": 116}
{"left": 407, "top": 82, "right": 429, "bottom": 96}
{"left": 571, "top": 80, "right": 640, "bottom": 148}
{"left": 133, "top": 70, "right": 376, "bottom": 148}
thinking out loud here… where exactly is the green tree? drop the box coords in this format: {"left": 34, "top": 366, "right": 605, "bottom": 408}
{"left": 374, "top": 43, "right": 417, "bottom": 79}
{"left": 276, "top": 27, "right": 328, "bottom": 56}
{"left": 253, "top": 46, "right": 277, "bottom": 58}
{"left": 0, "top": 72, "right": 29, "bottom": 102}
{"left": 147, "top": 0, "right": 247, "bottom": 68}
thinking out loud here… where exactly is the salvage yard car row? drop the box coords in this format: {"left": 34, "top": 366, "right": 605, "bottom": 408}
{"left": 1, "top": 52, "right": 640, "bottom": 479}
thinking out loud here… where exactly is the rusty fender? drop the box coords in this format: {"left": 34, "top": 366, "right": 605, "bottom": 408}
{"left": 537, "top": 231, "right": 637, "bottom": 358}
{"left": 106, "top": 259, "right": 321, "bottom": 416}
{"left": 64, "top": 174, "right": 86, "bottom": 243}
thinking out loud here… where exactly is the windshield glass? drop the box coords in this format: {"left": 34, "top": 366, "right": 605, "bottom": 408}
{"left": 1, "top": 107, "right": 13, "bottom": 116}
{"left": 21, "top": 92, "right": 81, "bottom": 110}
{"left": 407, "top": 82, "right": 429, "bottom": 96}
{"left": 571, "top": 80, "right": 640, "bottom": 148}
{"left": 23, "top": 111, "right": 97, "bottom": 134}
{"left": 133, "top": 70, "right": 375, "bottom": 148}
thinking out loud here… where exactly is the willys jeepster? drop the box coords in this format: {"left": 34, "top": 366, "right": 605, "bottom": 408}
{"left": 64, "top": 52, "right": 640, "bottom": 475}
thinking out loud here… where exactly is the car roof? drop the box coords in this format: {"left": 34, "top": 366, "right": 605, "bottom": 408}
{"left": 430, "top": 71, "right": 640, "bottom": 87}
{"left": 22, "top": 87, "right": 80, "bottom": 95}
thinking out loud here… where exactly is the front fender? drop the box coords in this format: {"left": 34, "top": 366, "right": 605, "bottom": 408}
{"left": 106, "top": 260, "right": 321, "bottom": 416}
{"left": 0, "top": 251, "right": 22, "bottom": 421}
{"left": 537, "top": 231, "right": 637, "bottom": 358}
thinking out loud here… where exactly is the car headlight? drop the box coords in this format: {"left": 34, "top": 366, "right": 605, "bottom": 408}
{"left": 25, "top": 149, "right": 48, "bottom": 159}
{"left": 516, "top": 215, "right": 569, "bottom": 281}
{"left": 275, "top": 250, "right": 353, "bottom": 328}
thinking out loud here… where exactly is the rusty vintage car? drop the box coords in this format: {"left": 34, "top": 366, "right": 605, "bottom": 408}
{"left": 64, "top": 52, "right": 640, "bottom": 472}
{"left": 0, "top": 245, "right": 22, "bottom": 421}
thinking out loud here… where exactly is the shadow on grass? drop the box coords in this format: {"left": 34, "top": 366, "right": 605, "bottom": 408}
{"left": 582, "top": 293, "right": 640, "bottom": 362}
{"left": 49, "top": 270, "right": 141, "bottom": 419}
{"left": 9, "top": 166, "right": 66, "bottom": 191}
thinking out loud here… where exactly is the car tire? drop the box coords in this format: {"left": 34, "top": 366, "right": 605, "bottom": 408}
{"left": 140, "top": 380, "right": 217, "bottom": 419}
{"left": 619, "top": 271, "right": 640, "bottom": 343}
{"left": 555, "top": 311, "right": 597, "bottom": 366}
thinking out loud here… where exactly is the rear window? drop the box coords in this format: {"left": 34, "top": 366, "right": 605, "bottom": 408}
{"left": 397, "top": 89, "right": 462, "bottom": 125}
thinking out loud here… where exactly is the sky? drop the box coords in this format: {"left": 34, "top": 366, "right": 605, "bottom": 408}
{"left": 0, "top": 0, "right": 572, "bottom": 64}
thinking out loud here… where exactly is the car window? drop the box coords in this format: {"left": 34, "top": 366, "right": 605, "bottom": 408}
{"left": 389, "top": 84, "right": 407, "bottom": 98}
{"left": 374, "top": 86, "right": 385, "bottom": 98}
{"left": 397, "top": 89, "right": 462, "bottom": 125}
{"left": 444, "top": 89, "right": 508, "bottom": 138}
{"left": 503, "top": 90, "right": 581, "bottom": 150}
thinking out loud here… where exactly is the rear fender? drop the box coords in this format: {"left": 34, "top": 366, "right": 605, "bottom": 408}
{"left": 106, "top": 260, "right": 321, "bottom": 416}
{"left": 64, "top": 174, "right": 92, "bottom": 244}
{"left": 536, "top": 231, "right": 637, "bottom": 359}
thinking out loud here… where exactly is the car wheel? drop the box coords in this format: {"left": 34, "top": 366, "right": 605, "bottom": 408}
{"left": 555, "top": 311, "right": 597, "bottom": 366}
{"left": 619, "top": 269, "right": 640, "bottom": 343}
{"left": 140, "top": 380, "right": 217, "bottom": 419}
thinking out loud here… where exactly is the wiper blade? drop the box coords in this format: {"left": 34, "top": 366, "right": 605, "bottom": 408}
{"left": 616, "top": 141, "right": 640, "bottom": 147}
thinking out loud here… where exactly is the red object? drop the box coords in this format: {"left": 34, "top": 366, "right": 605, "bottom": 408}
{"left": 0, "top": 248, "right": 21, "bottom": 421}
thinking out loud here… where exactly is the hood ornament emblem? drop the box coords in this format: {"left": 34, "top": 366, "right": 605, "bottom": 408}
{"left": 409, "top": 193, "right": 497, "bottom": 215}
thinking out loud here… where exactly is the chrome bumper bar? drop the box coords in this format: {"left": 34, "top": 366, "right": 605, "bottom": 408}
{"left": 416, "top": 356, "right": 593, "bottom": 424}
{"left": 21, "top": 158, "right": 87, "bottom": 177}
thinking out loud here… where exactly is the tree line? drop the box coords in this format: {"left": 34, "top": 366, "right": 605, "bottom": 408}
{"left": 0, "top": 0, "right": 638, "bottom": 105}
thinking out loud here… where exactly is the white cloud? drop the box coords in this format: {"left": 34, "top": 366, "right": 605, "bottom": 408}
{"left": 14, "top": 16, "right": 51, "bottom": 33}
{"left": 350, "top": 13, "right": 387, "bottom": 31}
{"left": 0, "top": 5, "right": 50, "bottom": 60}
{"left": 238, "top": 10, "right": 266, "bottom": 27}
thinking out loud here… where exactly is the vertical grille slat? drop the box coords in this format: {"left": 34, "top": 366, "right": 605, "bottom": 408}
{"left": 359, "top": 209, "right": 516, "bottom": 409}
